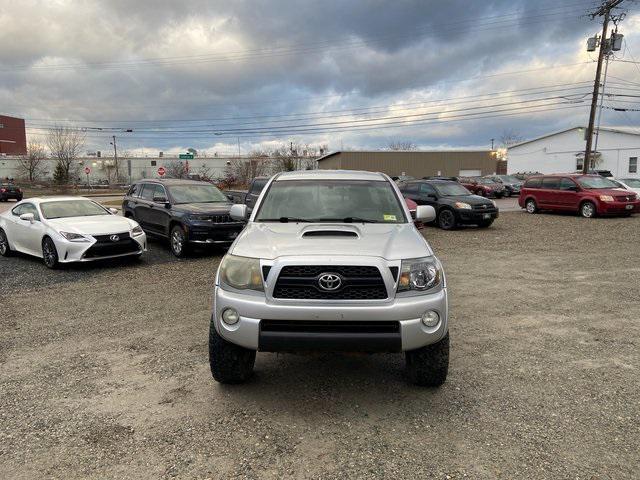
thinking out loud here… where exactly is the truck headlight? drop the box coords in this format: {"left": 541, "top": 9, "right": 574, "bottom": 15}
{"left": 397, "top": 257, "right": 442, "bottom": 292}
{"left": 219, "top": 254, "right": 264, "bottom": 291}
{"left": 59, "top": 231, "right": 90, "bottom": 242}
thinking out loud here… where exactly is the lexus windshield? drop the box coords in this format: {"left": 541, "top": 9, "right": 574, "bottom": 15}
{"left": 168, "top": 184, "right": 228, "bottom": 204}
{"left": 577, "top": 176, "right": 619, "bottom": 189}
{"left": 256, "top": 179, "right": 407, "bottom": 223}
{"left": 41, "top": 200, "right": 109, "bottom": 219}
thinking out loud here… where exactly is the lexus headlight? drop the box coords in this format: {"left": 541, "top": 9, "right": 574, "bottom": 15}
{"left": 398, "top": 257, "right": 442, "bottom": 292}
{"left": 219, "top": 254, "right": 264, "bottom": 291}
{"left": 454, "top": 202, "right": 472, "bottom": 210}
{"left": 59, "top": 231, "right": 90, "bottom": 242}
{"left": 131, "top": 225, "right": 144, "bottom": 237}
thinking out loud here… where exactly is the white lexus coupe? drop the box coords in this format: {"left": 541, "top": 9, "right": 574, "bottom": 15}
{"left": 0, "top": 196, "right": 146, "bottom": 268}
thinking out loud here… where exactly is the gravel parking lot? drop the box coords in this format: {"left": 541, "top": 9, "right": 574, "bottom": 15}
{"left": 1, "top": 212, "right": 639, "bottom": 479}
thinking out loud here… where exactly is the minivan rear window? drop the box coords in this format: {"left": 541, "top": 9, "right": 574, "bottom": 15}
{"left": 524, "top": 177, "right": 542, "bottom": 188}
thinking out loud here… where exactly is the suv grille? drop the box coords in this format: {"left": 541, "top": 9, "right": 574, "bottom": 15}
{"left": 273, "top": 265, "right": 387, "bottom": 300}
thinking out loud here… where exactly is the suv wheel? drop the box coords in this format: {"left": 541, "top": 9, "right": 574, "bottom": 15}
{"left": 170, "top": 225, "right": 189, "bottom": 257}
{"left": 209, "top": 318, "right": 256, "bottom": 384}
{"left": 405, "top": 332, "right": 449, "bottom": 387}
{"left": 580, "top": 201, "right": 596, "bottom": 218}
{"left": 0, "top": 228, "right": 11, "bottom": 256}
{"left": 437, "top": 209, "right": 456, "bottom": 230}
{"left": 525, "top": 199, "right": 537, "bottom": 214}
{"left": 42, "top": 237, "right": 59, "bottom": 269}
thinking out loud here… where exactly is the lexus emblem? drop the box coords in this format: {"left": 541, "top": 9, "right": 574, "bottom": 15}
{"left": 318, "top": 273, "right": 342, "bottom": 291}
{"left": 109, "top": 234, "right": 120, "bottom": 242}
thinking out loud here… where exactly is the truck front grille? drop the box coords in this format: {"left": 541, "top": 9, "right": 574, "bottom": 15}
{"left": 261, "top": 320, "right": 399, "bottom": 334}
{"left": 273, "top": 265, "right": 387, "bottom": 300}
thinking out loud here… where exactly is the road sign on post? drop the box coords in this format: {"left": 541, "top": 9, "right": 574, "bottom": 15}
{"left": 179, "top": 154, "right": 194, "bottom": 160}
{"left": 84, "top": 166, "right": 91, "bottom": 175}
{"left": 157, "top": 166, "right": 166, "bottom": 177}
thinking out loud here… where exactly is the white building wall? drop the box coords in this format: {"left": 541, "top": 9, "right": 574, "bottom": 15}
{"left": 507, "top": 128, "right": 640, "bottom": 178}
{"left": 0, "top": 156, "right": 234, "bottom": 183}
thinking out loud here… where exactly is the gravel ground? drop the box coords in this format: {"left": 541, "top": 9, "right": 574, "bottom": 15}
{"left": 1, "top": 212, "right": 639, "bottom": 479}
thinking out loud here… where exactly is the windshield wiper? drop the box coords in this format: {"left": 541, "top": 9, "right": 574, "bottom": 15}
{"left": 342, "top": 217, "right": 381, "bottom": 223}
{"left": 260, "top": 217, "right": 312, "bottom": 223}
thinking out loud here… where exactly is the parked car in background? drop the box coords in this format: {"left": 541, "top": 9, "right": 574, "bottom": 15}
{"left": 519, "top": 174, "right": 640, "bottom": 218}
{"left": 0, "top": 197, "right": 146, "bottom": 268}
{"left": 400, "top": 179, "right": 498, "bottom": 229}
{"left": 422, "top": 176, "right": 459, "bottom": 182}
{"left": 210, "top": 170, "right": 449, "bottom": 386}
{"left": 616, "top": 178, "right": 640, "bottom": 195}
{"left": 458, "top": 177, "right": 506, "bottom": 198}
{"left": 404, "top": 197, "right": 424, "bottom": 229}
{"left": 391, "top": 175, "right": 415, "bottom": 184}
{"left": 225, "top": 176, "right": 269, "bottom": 217}
{"left": 122, "top": 179, "right": 244, "bottom": 257}
{"left": 0, "top": 183, "right": 23, "bottom": 202}
{"left": 484, "top": 174, "right": 523, "bottom": 197}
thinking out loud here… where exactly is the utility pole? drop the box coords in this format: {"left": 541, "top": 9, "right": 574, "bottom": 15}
{"left": 109, "top": 135, "right": 120, "bottom": 184}
{"left": 583, "top": 0, "right": 624, "bottom": 173}
{"left": 490, "top": 138, "right": 495, "bottom": 150}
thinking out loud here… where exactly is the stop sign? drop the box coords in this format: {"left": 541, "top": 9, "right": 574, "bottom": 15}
{"left": 84, "top": 167, "right": 91, "bottom": 175}
{"left": 157, "top": 166, "right": 166, "bottom": 176}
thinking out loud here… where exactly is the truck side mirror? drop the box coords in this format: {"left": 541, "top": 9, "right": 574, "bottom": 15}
{"left": 415, "top": 205, "right": 436, "bottom": 222}
{"left": 230, "top": 204, "right": 248, "bottom": 221}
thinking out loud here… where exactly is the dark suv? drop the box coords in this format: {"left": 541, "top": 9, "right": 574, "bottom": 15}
{"left": 400, "top": 179, "right": 499, "bottom": 229}
{"left": 122, "top": 179, "right": 244, "bottom": 257}
{"left": 0, "top": 183, "right": 23, "bottom": 202}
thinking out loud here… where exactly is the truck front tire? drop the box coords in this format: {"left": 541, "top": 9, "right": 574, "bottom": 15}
{"left": 405, "top": 332, "right": 449, "bottom": 387}
{"left": 209, "top": 318, "right": 256, "bottom": 384}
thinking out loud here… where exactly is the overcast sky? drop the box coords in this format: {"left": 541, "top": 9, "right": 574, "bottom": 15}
{"left": 1, "top": 0, "right": 639, "bottom": 156}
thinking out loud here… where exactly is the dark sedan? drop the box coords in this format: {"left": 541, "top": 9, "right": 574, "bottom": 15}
{"left": 485, "top": 175, "right": 523, "bottom": 197}
{"left": 122, "top": 179, "right": 244, "bottom": 257}
{"left": 399, "top": 179, "right": 499, "bottom": 229}
{"left": 0, "top": 183, "right": 23, "bottom": 202}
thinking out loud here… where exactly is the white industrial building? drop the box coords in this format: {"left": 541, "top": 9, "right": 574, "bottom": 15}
{"left": 507, "top": 127, "right": 640, "bottom": 178}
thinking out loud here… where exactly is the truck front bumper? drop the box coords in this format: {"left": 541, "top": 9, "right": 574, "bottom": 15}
{"left": 213, "top": 286, "right": 448, "bottom": 352}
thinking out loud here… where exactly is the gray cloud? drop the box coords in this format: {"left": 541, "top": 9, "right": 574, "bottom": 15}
{"left": 0, "top": 0, "right": 638, "bottom": 154}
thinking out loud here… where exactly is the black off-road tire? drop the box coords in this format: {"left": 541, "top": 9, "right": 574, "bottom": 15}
{"left": 405, "top": 332, "right": 449, "bottom": 387}
{"left": 209, "top": 318, "right": 256, "bottom": 384}
{"left": 0, "top": 228, "right": 12, "bottom": 257}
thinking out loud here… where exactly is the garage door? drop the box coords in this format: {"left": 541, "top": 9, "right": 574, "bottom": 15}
{"left": 459, "top": 169, "right": 482, "bottom": 176}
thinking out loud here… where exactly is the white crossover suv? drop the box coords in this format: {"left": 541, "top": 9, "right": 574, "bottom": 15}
{"left": 0, "top": 196, "right": 146, "bottom": 268}
{"left": 209, "top": 170, "right": 449, "bottom": 386}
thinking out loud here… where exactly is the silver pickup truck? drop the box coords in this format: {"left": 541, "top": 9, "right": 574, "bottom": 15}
{"left": 209, "top": 170, "right": 449, "bottom": 386}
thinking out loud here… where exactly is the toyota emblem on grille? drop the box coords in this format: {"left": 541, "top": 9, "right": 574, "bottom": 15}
{"left": 318, "top": 273, "right": 342, "bottom": 291}
{"left": 109, "top": 234, "right": 120, "bottom": 242}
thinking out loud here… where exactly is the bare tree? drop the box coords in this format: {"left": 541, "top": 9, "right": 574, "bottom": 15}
{"left": 16, "top": 141, "right": 48, "bottom": 182}
{"left": 388, "top": 140, "right": 417, "bottom": 151}
{"left": 499, "top": 129, "right": 524, "bottom": 148}
{"left": 47, "top": 126, "right": 85, "bottom": 184}
{"left": 165, "top": 159, "right": 188, "bottom": 179}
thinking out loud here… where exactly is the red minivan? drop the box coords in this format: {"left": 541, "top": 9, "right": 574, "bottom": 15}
{"left": 519, "top": 174, "right": 640, "bottom": 218}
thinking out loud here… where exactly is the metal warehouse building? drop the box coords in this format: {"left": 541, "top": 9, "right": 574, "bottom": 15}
{"left": 316, "top": 150, "right": 500, "bottom": 177}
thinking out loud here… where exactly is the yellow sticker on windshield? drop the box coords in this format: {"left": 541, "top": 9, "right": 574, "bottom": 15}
{"left": 383, "top": 214, "right": 397, "bottom": 221}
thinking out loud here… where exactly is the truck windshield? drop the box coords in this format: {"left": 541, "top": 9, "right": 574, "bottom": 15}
{"left": 168, "top": 184, "right": 228, "bottom": 204}
{"left": 256, "top": 179, "right": 407, "bottom": 223}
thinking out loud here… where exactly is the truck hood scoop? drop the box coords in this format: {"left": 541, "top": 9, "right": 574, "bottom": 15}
{"left": 301, "top": 226, "right": 359, "bottom": 239}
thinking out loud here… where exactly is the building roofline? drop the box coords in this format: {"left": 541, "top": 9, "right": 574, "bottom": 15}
{"left": 508, "top": 126, "right": 640, "bottom": 149}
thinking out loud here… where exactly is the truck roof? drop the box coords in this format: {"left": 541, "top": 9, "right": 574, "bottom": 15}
{"left": 274, "top": 170, "right": 387, "bottom": 182}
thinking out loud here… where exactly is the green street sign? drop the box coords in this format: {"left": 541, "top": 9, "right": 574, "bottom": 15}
{"left": 179, "top": 154, "right": 194, "bottom": 159}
